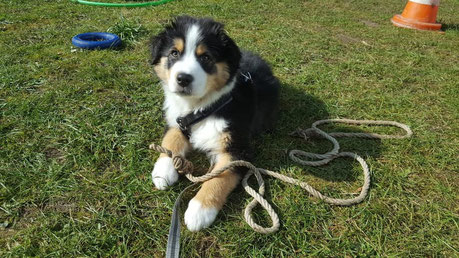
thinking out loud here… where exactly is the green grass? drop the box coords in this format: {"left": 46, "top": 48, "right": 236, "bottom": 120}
{"left": 107, "top": 16, "right": 148, "bottom": 48}
{"left": 1, "top": 0, "right": 458, "bottom": 256}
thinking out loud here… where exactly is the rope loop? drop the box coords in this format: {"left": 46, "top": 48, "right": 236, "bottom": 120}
{"left": 172, "top": 155, "right": 193, "bottom": 174}
{"left": 149, "top": 118, "right": 412, "bottom": 233}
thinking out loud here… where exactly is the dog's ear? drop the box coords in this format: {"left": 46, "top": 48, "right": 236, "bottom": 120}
{"left": 150, "top": 32, "right": 166, "bottom": 65}
{"left": 220, "top": 30, "right": 241, "bottom": 70}
{"left": 172, "top": 15, "right": 195, "bottom": 29}
{"left": 209, "top": 21, "right": 241, "bottom": 67}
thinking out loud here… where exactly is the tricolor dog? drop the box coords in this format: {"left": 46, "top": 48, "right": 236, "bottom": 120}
{"left": 150, "top": 16, "right": 280, "bottom": 231}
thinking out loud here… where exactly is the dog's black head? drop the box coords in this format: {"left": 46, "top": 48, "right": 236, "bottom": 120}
{"left": 150, "top": 16, "right": 241, "bottom": 98}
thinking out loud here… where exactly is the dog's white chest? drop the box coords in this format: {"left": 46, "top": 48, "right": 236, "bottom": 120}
{"left": 163, "top": 93, "right": 228, "bottom": 153}
{"left": 189, "top": 117, "right": 228, "bottom": 153}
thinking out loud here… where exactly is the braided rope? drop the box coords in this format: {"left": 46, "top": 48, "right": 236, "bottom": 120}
{"left": 149, "top": 119, "right": 412, "bottom": 234}
{"left": 149, "top": 144, "right": 194, "bottom": 174}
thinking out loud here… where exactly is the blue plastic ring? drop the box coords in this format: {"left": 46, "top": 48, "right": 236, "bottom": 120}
{"left": 72, "top": 32, "right": 121, "bottom": 49}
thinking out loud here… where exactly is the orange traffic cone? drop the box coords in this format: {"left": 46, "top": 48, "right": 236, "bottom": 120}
{"left": 391, "top": 0, "right": 442, "bottom": 31}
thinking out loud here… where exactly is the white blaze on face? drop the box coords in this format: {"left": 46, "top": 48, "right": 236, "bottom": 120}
{"left": 168, "top": 25, "right": 208, "bottom": 98}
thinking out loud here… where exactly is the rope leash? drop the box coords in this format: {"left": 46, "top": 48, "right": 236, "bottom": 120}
{"left": 149, "top": 119, "right": 412, "bottom": 255}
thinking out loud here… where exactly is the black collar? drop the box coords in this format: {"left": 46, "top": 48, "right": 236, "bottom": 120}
{"left": 176, "top": 93, "right": 233, "bottom": 138}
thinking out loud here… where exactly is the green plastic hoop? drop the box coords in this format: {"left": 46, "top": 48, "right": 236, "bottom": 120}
{"left": 72, "top": 0, "right": 175, "bottom": 7}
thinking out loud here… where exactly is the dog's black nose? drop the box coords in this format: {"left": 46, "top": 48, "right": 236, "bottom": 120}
{"left": 176, "top": 73, "right": 193, "bottom": 87}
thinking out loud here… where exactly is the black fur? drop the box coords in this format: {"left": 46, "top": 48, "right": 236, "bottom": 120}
{"left": 215, "top": 51, "right": 280, "bottom": 161}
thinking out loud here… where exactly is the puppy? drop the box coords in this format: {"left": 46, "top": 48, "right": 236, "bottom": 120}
{"left": 150, "top": 16, "right": 280, "bottom": 231}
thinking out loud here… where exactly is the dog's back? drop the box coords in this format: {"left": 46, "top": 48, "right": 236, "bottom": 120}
{"left": 239, "top": 51, "right": 280, "bottom": 134}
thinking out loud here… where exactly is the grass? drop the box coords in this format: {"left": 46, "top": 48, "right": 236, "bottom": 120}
{"left": 0, "top": 0, "right": 458, "bottom": 256}
{"left": 107, "top": 16, "right": 148, "bottom": 47}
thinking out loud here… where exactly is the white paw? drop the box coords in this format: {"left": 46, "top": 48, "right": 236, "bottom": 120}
{"left": 151, "top": 157, "right": 179, "bottom": 190}
{"left": 184, "top": 199, "right": 218, "bottom": 231}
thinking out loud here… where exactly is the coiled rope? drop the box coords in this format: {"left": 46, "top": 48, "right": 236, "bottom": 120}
{"left": 150, "top": 118, "right": 412, "bottom": 234}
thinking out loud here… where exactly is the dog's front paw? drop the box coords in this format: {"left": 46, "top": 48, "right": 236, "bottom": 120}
{"left": 151, "top": 157, "right": 179, "bottom": 190}
{"left": 184, "top": 199, "right": 218, "bottom": 231}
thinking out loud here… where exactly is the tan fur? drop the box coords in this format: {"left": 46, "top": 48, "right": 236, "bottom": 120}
{"left": 205, "top": 62, "right": 230, "bottom": 93}
{"left": 193, "top": 132, "right": 239, "bottom": 209}
{"left": 153, "top": 57, "right": 170, "bottom": 82}
{"left": 153, "top": 38, "right": 182, "bottom": 83}
{"left": 196, "top": 44, "right": 207, "bottom": 56}
{"left": 219, "top": 132, "right": 232, "bottom": 152}
{"left": 193, "top": 152, "right": 240, "bottom": 209}
{"left": 173, "top": 38, "right": 184, "bottom": 53}
{"left": 160, "top": 127, "right": 190, "bottom": 158}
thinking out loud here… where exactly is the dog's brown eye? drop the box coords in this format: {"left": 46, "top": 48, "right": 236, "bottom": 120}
{"left": 170, "top": 50, "right": 180, "bottom": 58}
{"left": 200, "top": 54, "right": 211, "bottom": 62}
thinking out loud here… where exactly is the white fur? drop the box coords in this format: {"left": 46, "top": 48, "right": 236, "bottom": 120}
{"left": 163, "top": 91, "right": 193, "bottom": 126}
{"left": 151, "top": 157, "right": 179, "bottom": 190}
{"left": 189, "top": 117, "right": 228, "bottom": 157}
{"left": 184, "top": 199, "right": 218, "bottom": 231}
{"left": 167, "top": 25, "right": 208, "bottom": 97}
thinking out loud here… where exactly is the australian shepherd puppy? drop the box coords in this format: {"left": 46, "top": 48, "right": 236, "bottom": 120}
{"left": 150, "top": 16, "right": 280, "bottom": 231}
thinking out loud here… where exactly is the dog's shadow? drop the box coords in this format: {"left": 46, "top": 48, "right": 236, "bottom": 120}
{"left": 253, "top": 83, "right": 382, "bottom": 181}
{"left": 219, "top": 83, "right": 385, "bottom": 229}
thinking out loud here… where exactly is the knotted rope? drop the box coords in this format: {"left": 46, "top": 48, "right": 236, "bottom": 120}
{"left": 149, "top": 119, "right": 412, "bottom": 234}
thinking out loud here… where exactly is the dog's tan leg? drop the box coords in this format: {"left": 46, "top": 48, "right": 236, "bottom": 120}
{"left": 152, "top": 127, "right": 190, "bottom": 190}
{"left": 184, "top": 153, "right": 241, "bottom": 231}
{"left": 159, "top": 127, "right": 190, "bottom": 157}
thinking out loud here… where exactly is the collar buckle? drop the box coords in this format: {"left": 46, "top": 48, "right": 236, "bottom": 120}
{"left": 176, "top": 117, "right": 187, "bottom": 132}
{"left": 241, "top": 72, "right": 253, "bottom": 84}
